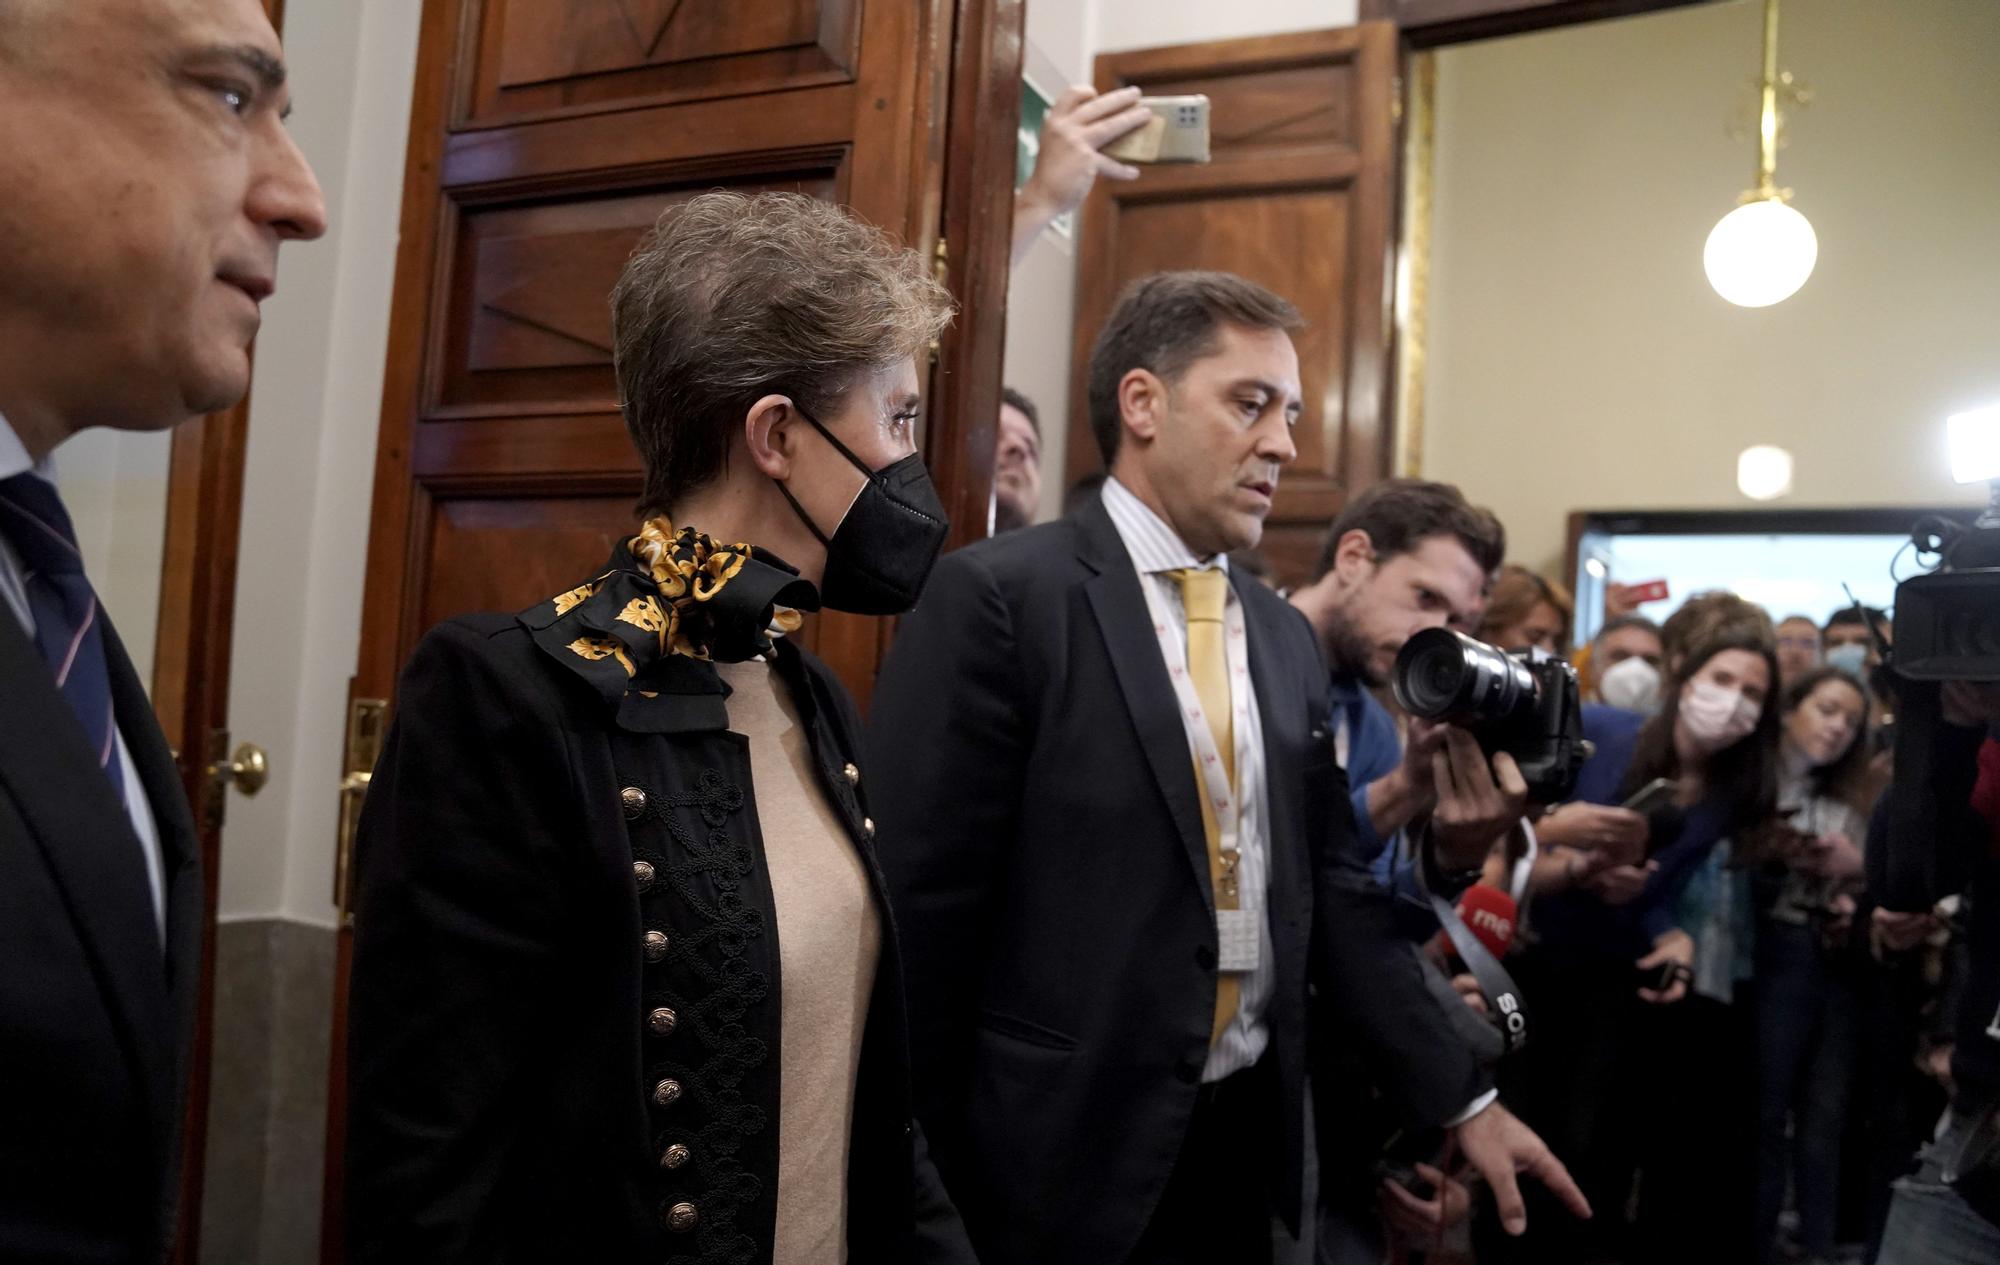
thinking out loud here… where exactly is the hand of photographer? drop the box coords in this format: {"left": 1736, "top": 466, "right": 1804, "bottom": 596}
{"left": 1012, "top": 86, "right": 1151, "bottom": 263}
{"left": 1636, "top": 928, "right": 1693, "bottom": 1004}
{"left": 1800, "top": 831, "right": 1864, "bottom": 881}
{"left": 1536, "top": 802, "right": 1649, "bottom": 867}
{"left": 1941, "top": 680, "right": 2000, "bottom": 729}
{"left": 1870, "top": 906, "right": 1939, "bottom": 955}
{"left": 1584, "top": 860, "right": 1657, "bottom": 906}
{"left": 1450, "top": 972, "right": 1491, "bottom": 1017}
{"left": 1453, "top": 1101, "right": 1591, "bottom": 1235}
{"left": 1378, "top": 1162, "right": 1472, "bottom": 1244}
{"left": 1429, "top": 727, "right": 1529, "bottom": 871}
{"left": 1364, "top": 718, "right": 1445, "bottom": 841}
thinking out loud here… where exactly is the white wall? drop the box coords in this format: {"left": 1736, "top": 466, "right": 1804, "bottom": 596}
{"left": 1421, "top": 0, "right": 1999, "bottom": 573}
{"left": 219, "top": 0, "right": 421, "bottom": 923}
{"left": 56, "top": 428, "right": 171, "bottom": 687}
{"left": 1006, "top": 0, "right": 1358, "bottom": 514}
{"left": 1091, "top": 0, "right": 1356, "bottom": 53}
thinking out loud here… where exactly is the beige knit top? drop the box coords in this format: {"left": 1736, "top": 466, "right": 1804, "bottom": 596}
{"left": 714, "top": 657, "right": 881, "bottom": 1265}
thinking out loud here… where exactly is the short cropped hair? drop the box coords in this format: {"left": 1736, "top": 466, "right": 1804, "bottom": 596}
{"left": 1085, "top": 271, "right": 1303, "bottom": 467}
{"left": 612, "top": 191, "right": 954, "bottom": 517}
{"left": 1000, "top": 386, "right": 1041, "bottom": 438}
{"left": 1595, "top": 613, "right": 1662, "bottom": 646}
{"left": 1824, "top": 605, "right": 1889, "bottom": 636}
{"left": 1312, "top": 478, "right": 1505, "bottom": 581}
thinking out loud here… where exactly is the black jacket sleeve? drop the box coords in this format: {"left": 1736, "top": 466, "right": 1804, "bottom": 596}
{"left": 344, "top": 620, "right": 581, "bottom": 1261}
{"left": 1295, "top": 619, "right": 1490, "bottom": 1130}
{"left": 866, "top": 549, "right": 1027, "bottom": 1138}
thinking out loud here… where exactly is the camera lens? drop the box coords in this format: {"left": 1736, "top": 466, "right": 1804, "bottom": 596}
{"left": 1392, "top": 628, "right": 1537, "bottom": 725}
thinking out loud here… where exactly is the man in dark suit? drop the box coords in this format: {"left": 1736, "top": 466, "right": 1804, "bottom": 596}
{"left": 869, "top": 271, "right": 1587, "bottom": 1264}
{"left": 0, "top": 2, "right": 325, "bottom": 1259}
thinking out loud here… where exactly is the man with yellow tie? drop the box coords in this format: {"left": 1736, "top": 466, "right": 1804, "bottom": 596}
{"left": 869, "top": 270, "right": 1590, "bottom": 1265}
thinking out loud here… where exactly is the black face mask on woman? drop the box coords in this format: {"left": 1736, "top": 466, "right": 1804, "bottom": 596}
{"left": 772, "top": 405, "right": 950, "bottom": 615}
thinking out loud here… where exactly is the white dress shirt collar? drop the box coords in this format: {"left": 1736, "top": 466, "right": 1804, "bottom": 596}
{"left": 1099, "top": 476, "right": 1231, "bottom": 577}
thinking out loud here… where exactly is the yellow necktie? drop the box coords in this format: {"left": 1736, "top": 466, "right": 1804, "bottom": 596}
{"left": 1172, "top": 567, "right": 1240, "bottom": 1045}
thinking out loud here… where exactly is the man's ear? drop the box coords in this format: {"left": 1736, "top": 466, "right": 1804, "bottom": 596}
{"left": 1334, "top": 529, "right": 1377, "bottom": 585}
{"left": 743, "top": 394, "right": 796, "bottom": 480}
{"left": 1116, "top": 368, "right": 1167, "bottom": 447}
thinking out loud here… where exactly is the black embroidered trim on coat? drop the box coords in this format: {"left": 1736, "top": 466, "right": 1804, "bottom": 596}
{"left": 628, "top": 769, "right": 771, "bottom": 1264}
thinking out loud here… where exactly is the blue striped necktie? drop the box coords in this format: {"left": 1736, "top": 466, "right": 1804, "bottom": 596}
{"left": 0, "top": 473, "right": 127, "bottom": 806}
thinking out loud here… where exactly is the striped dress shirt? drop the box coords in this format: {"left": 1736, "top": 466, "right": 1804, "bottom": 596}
{"left": 1101, "top": 477, "right": 1273, "bottom": 1083}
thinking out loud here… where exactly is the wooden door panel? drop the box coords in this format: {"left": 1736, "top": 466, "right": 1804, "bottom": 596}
{"left": 416, "top": 491, "right": 636, "bottom": 631}
{"left": 434, "top": 167, "right": 842, "bottom": 413}
{"left": 467, "top": 0, "right": 861, "bottom": 125}
{"left": 1070, "top": 24, "right": 1398, "bottom": 591}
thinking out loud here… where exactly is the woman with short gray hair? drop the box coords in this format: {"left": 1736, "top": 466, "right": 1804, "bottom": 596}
{"left": 343, "top": 191, "right": 971, "bottom": 1264}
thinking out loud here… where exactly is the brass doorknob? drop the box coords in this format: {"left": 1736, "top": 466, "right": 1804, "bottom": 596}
{"left": 220, "top": 742, "right": 270, "bottom": 796}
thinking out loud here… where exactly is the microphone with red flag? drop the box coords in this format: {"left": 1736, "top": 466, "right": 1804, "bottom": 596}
{"left": 1428, "top": 884, "right": 1528, "bottom": 1053}
{"left": 1457, "top": 884, "right": 1518, "bottom": 960}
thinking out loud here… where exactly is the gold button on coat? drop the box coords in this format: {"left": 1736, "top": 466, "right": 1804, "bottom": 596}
{"left": 664, "top": 1202, "right": 698, "bottom": 1233}
{"left": 842, "top": 762, "right": 860, "bottom": 785}
{"left": 632, "top": 860, "right": 655, "bottom": 892}
{"left": 652, "top": 1078, "right": 682, "bottom": 1107}
{"left": 647, "top": 1006, "right": 678, "bottom": 1036}
{"left": 642, "top": 930, "right": 669, "bottom": 962}
{"left": 620, "top": 786, "right": 648, "bottom": 820}
{"left": 660, "top": 1143, "right": 691, "bottom": 1171}
{"left": 862, "top": 816, "right": 876, "bottom": 838}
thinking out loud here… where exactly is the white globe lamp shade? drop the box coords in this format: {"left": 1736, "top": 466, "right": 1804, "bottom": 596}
{"left": 1704, "top": 197, "right": 1818, "bottom": 307}
{"left": 1737, "top": 444, "right": 1795, "bottom": 501}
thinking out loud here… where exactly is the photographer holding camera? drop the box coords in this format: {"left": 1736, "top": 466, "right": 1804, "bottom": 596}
{"left": 1288, "top": 480, "right": 1529, "bottom": 923}
{"left": 1288, "top": 481, "right": 1548, "bottom": 1260}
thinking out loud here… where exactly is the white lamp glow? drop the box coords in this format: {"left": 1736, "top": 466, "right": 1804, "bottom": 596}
{"left": 1705, "top": 198, "right": 1818, "bottom": 308}
{"left": 1947, "top": 404, "right": 2000, "bottom": 485}
{"left": 1737, "top": 444, "right": 1795, "bottom": 500}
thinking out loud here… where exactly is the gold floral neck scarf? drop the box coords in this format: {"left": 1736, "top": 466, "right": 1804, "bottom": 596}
{"left": 519, "top": 518, "right": 820, "bottom": 722}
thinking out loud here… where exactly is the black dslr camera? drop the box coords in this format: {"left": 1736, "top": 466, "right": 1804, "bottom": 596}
{"left": 1391, "top": 628, "right": 1592, "bottom": 804}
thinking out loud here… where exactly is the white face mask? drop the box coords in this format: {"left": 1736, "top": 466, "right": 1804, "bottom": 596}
{"left": 1597, "top": 656, "right": 1661, "bottom": 713}
{"left": 1679, "top": 678, "right": 1761, "bottom": 754}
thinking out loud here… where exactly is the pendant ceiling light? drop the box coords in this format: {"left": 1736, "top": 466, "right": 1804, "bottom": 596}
{"left": 1704, "top": 0, "right": 1816, "bottom": 308}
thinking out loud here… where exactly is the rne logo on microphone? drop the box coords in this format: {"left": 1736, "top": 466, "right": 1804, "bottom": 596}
{"left": 1470, "top": 907, "right": 1512, "bottom": 941}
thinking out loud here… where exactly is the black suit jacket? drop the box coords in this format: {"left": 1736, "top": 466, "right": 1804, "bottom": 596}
{"left": 867, "top": 496, "right": 1488, "bottom": 1265}
{"left": 0, "top": 612, "right": 203, "bottom": 1264}
{"left": 345, "top": 613, "right": 973, "bottom": 1264}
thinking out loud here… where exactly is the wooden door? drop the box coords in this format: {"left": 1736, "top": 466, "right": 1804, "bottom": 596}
{"left": 1067, "top": 24, "right": 1401, "bottom": 589}
{"left": 318, "top": 1, "right": 1019, "bottom": 1256}
{"left": 149, "top": 1, "right": 289, "bottom": 1255}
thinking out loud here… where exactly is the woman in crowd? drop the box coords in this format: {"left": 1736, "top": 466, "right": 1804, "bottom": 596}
{"left": 342, "top": 192, "right": 974, "bottom": 1263}
{"left": 1478, "top": 563, "right": 1574, "bottom": 655}
{"left": 1753, "top": 667, "right": 1874, "bottom": 1265}
{"left": 1499, "top": 593, "right": 1780, "bottom": 1265}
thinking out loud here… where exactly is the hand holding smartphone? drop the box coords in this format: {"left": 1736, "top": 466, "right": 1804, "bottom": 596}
{"left": 1101, "top": 95, "right": 1211, "bottom": 164}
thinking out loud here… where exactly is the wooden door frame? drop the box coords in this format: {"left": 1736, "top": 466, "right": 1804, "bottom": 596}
{"left": 929, "top": 0, "right": 1024, "bottom": 552}
{"left": 156, "top": 375, "right": 252, "bottom": 1265}
{"left": 1361, "top": 0, "right": 1710, "bottom": 46}
{"left": 151, "top": 4, "right": 287, "bottom": 1258}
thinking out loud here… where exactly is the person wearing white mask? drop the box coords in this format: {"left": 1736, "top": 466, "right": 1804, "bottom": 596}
{"left": 1503, "top": 595, "right": 1781, "bottom": 1265}
{"left": 1588, "top": 614, "right": 1666, "bottom": 714}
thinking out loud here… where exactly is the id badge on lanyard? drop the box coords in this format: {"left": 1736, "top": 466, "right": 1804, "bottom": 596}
{"left": 1139, "top": 573, "right": 1260, "bottom": 973}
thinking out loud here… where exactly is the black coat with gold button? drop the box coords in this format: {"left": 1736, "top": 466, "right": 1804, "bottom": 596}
{"left": 343, "top": 610, "right": 973, "bottom": 1264}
